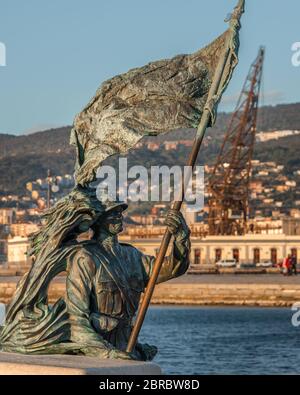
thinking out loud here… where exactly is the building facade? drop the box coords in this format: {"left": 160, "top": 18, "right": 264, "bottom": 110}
{"left": 5, "top": 233, "right": 300, "bottom": 269}
{"left": 120, "top": 234, "right": 300, "bottom": 265}
{"left": 0, "top": 208, "right": 15, "bottom": 225}
{"left": 6, "top": 236, "right": 31, "bottom": 268}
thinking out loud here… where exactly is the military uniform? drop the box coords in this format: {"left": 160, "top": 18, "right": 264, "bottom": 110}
{"left": 65, "top": 231, "right": 190, "bottom": 360}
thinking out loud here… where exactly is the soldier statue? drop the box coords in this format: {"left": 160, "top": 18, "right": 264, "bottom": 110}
{"left": 0, "top": 188, "right": 190, "bottom": 361}
{"left": 65, "top": 201, "right": 190, "bottom": 360}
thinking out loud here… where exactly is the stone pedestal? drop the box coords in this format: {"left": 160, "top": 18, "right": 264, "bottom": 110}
{"left": 0, "top": 352, "right": 162, "bottom": 375}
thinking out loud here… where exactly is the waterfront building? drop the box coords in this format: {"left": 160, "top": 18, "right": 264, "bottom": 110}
{"left": 0, "top": 208, "right": 16, "bottom": 225}
{"left": 6, "top": 235, "right": 31, "bottom": 269}
{"left": 119, "top": 234, "right": 300, "bottom": 266}
{"left": 4, "top": 231, "right": 300, "bottom": 270}
{"left": 10, "top": 223, "right": 39, "bottom": 238}
{"left": 282, "top": 218, "right": 300, "bottom": 235}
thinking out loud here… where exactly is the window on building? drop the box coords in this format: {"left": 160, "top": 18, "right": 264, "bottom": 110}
{"left": 194, "top": 249, "right": 201, "bottom": 265}
{"left": 271, "top": 248, "right": 277, "bottom": 265}
{"left": 215, "top": 249, "right": 222, "bottom": 262}
{"left": 233, "top": 249, "right": 239, "bottom": 263}
{"left": 253, "top": 248, "right": 260, "bottom": 264}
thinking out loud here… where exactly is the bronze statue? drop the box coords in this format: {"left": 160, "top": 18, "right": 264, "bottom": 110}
{"left": 0, "top": 0, "right": 244, "bottom": 360}
{"left": 0, "top": 190, "right": 190, "bottom": 361}
{"left": 65, "top": 202, "right": 190, "bottom": 360}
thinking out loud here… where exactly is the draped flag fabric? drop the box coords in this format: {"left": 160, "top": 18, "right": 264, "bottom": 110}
{"left": 71, "top": 0, "right": 245, "bottom": 186}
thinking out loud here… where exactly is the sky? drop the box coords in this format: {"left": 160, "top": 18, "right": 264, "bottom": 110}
{"left": 0, "top": 0, "right": 299, "bottom": 135}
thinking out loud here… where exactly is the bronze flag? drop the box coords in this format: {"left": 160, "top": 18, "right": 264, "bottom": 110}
{"left": 71, "top": 0, "right": 244, "bottom": 186}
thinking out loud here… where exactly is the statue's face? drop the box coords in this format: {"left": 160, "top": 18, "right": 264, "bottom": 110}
{"left": 101, "top": 206, "right": 124, "bottom": 235}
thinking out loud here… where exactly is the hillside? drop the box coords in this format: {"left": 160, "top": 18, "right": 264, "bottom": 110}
{"left": 0, "top": 102, "right": 300, "bottom": 194}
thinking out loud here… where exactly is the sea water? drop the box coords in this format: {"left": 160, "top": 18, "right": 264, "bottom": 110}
{"left": 139, "top": 306, "right": 300, "bottom": 375}
{"left": 0, "top": 305, "right": 299, "bottom": 374}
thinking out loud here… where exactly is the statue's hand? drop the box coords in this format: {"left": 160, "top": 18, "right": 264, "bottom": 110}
{"left": 136, "top": 343, "right": 158, "bottom": 361}
{"left": 108, "top": 349, "right": 138, "bottom": 361}
{"left": 165, "top": 209, "right": 190, "bottom": 240}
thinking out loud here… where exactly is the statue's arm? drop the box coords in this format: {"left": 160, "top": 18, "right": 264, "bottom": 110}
{"left": 142, "top": 211, "right": 191, "bottom": 284}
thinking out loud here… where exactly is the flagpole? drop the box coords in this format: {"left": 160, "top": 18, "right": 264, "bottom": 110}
{"left": 127, "top": 0, "right": 245, "bottom": 354}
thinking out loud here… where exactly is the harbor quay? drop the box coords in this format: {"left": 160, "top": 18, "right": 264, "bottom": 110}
{"left": 1, "top": 234, "right": 300, "bottom": 308}
{"left": 1, "top": 274, "right": 300, "bottom": 308}
{"left": 2, "top": 239, "right": 300, "bottom": 373}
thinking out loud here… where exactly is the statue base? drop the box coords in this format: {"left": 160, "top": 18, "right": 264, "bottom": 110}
{"left": 0, "top": 352, "right": 161, "bottom": 375}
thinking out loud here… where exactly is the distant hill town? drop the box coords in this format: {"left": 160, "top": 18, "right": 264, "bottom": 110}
{"left": 0, "top": 102, "right": 300, "bottom": 195}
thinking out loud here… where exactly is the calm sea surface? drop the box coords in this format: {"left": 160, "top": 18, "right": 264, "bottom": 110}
{"left": 139, "top": 306, "right": 300, "bottom": 375}
{"left": 1, "top": 305, "right": 300, "bottom": 375}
